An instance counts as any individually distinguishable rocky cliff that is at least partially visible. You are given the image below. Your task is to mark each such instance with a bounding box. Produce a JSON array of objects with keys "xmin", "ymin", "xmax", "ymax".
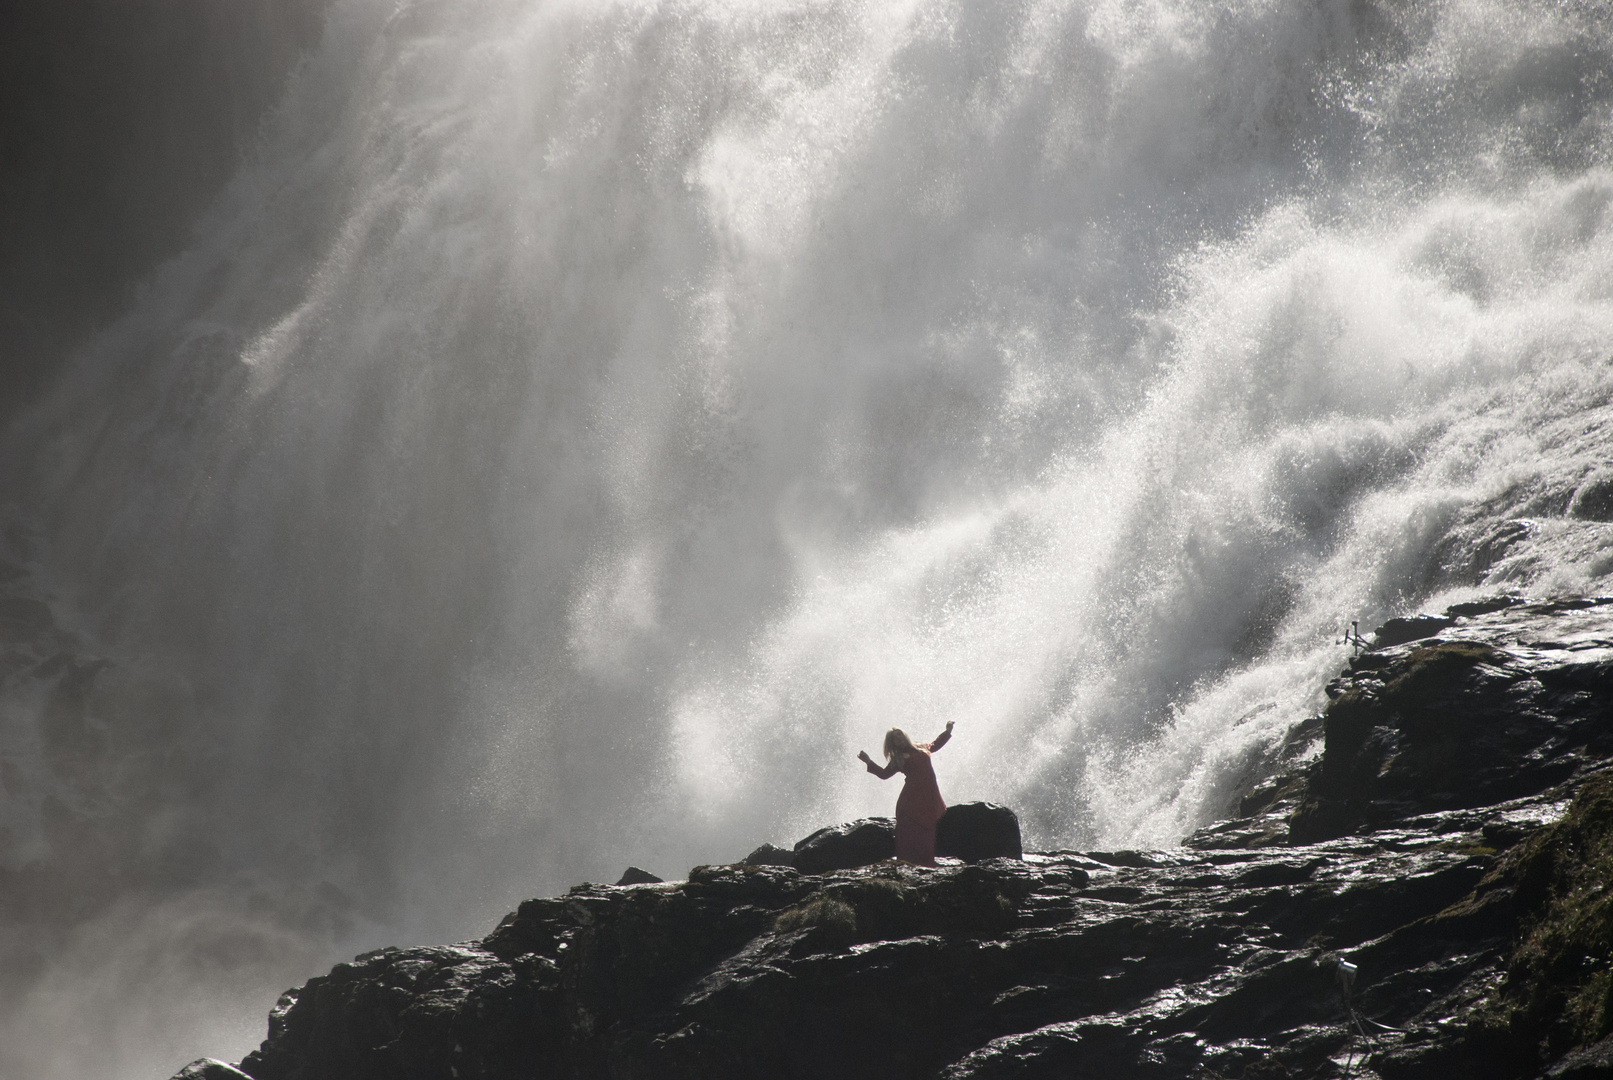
[{"xmin": 175, "ymin": 598, "xmax": 1613, "ymax": 1080}]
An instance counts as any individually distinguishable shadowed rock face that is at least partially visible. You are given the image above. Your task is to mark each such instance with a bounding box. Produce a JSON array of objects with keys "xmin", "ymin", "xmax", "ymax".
[
  {"xmin": 937, "ymin": 803, "xmax": 1023, "ymax": 864},
  {"xmin": 180, "ymin": 599, "xmax": 1613, "ymax": 1080},
  {"xmin": 1293, "ymin": 598, "xmax": 1613, "ymax": 843}
]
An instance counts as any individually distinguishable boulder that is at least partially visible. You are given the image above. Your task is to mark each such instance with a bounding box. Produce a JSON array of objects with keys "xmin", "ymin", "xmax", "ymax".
[
  {"xmin": 615, "ymin": 866, "xmax": 662, "ymax": 885},
  {"xmin": 1369, "ymin": 613, "xmax": 1453, "ymax": 648},
  {"xmin": 936, "ymin": 801, "xmax": 1023, "ymax": 862},
  {"xmin": 791, "ymin": 817, "xmax": 894, "ymax": 874},
  {"xmin": 739, "ymin": 842, "xmax": 795, "ymax": 867},
  {"xmin": 1568, "ymin": 470, "xmax": 1613, "ymax": 521},
  {"xmin": 173, "ymin": 1061, "xmax": 254, "ymax": 1080}
]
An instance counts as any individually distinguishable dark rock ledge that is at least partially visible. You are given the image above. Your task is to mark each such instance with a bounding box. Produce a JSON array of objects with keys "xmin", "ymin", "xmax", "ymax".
[{"xmin": 175, "ymin": 599, "xmax": 1613, "ymax": 1080}]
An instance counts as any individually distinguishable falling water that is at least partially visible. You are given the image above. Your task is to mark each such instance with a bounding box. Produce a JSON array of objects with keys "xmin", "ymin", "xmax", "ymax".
[{"xmin": 3, "ymin": 0, "xmax": 1613, "ymax": 1075}]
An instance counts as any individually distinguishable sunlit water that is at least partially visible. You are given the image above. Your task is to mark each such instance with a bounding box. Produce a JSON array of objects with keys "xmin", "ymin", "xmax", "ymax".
[{"xmin": 4, "ymin": 0, "xmax": 1613, "ymax": 1075}]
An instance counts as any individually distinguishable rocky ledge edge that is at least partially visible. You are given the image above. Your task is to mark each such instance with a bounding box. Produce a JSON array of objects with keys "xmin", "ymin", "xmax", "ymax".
[{"xmin": 175, "ymin": 597, "xmax": 1613, "ymax": 1080}]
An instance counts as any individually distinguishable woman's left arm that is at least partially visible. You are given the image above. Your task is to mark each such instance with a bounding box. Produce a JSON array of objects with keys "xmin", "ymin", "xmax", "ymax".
[{"xmin": 928, "ymin": 720, "xmax": 955, "ymax": 752}]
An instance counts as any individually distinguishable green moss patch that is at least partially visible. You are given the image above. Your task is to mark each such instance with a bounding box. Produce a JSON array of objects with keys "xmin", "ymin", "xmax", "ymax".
[
  {"xmin": 774, "ymin": 897, "xmax": 857, "ymax": 938},
  {"xmin": 1496, "ymin": 773, "xmax": 1613, "ymax": 1056}
]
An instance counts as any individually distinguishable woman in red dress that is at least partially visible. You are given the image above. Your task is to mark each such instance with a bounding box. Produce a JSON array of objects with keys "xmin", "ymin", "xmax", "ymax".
[{"xmin": 857, "ymin": 721, "xmax": 954, "ymax": 865}]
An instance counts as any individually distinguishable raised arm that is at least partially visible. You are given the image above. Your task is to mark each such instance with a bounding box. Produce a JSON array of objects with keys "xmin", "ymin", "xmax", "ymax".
[
  {"xmin": 927, "ymin": 720, "xmax": 955, "ymax": 753},
  {"xmin": 857, "ymin": 750, "xmax": 900, "ymax": 779}
]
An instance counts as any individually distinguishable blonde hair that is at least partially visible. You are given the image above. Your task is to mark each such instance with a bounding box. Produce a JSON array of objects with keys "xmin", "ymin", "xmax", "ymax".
[{"xmin": 883, "ymin": 727, "xmax": 919, "ymax": 762}]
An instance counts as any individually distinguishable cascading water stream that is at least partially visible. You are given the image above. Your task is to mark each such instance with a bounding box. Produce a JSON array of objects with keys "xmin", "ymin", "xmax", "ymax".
[{"xmin": 2, "ymin": 1, "xmax": 1612, "ymax": 1076}]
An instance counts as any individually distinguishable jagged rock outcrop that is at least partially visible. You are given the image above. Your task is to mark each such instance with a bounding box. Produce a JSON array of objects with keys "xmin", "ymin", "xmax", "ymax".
[
  {"xmin": 178, "ymin": 598, "xmax": 1613, "ymax": 1080},
  {"xmin": 1291, "ymin": 597, "xmax": 1613, "ymax": 843}
]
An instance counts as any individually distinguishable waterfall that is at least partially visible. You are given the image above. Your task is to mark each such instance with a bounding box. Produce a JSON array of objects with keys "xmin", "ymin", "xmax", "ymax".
[{"xmin": 4, "ymin": 0, "xmax": 1612, "ymax": 1075}]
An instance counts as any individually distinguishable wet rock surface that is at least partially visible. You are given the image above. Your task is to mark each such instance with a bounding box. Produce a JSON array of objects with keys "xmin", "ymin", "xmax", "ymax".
[{"xmin": 195, "ymin": 599, "xmax": 1613, "ymax": 1080}]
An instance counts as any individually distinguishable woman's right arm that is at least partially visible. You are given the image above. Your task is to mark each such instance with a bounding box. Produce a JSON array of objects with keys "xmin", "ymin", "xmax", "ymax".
[{"xmin": 858, "ymin": 750, "xmax": 899, "ymax": 779}]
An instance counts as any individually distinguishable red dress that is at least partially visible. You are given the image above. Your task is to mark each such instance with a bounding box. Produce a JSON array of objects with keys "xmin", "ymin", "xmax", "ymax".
[{"xmin": 894, "ymin": 745, "xmax": 946, "ymax": 865}]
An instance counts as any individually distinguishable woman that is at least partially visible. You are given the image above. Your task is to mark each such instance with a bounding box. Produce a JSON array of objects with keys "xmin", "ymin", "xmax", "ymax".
[{"xmin": 857, "ymin": 721, "xmax": 954, "ymax": 866}]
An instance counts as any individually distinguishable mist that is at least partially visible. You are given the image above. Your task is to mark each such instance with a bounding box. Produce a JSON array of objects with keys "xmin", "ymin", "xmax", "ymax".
[{"xmin": 3, "ymin": 1, "xmax": 1613, "ymax": 1076}]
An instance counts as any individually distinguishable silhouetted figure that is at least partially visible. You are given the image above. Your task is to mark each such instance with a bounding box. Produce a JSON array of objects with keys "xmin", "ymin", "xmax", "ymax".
[{"xmin": 858, "ymin": 722, "xmax": 953, "ymax": 865}]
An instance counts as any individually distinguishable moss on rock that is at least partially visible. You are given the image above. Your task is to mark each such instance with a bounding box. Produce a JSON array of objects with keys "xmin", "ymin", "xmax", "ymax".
[{"xmin": 1497, "ymin": 772, "xmax": 1613, "ymax": 1058}]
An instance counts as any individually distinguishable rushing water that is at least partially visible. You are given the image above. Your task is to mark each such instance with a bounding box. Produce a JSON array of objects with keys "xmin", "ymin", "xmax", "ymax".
[{"xmin": 4, "ymin": 0, "xmax": 1613, "ymax": 1075}]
